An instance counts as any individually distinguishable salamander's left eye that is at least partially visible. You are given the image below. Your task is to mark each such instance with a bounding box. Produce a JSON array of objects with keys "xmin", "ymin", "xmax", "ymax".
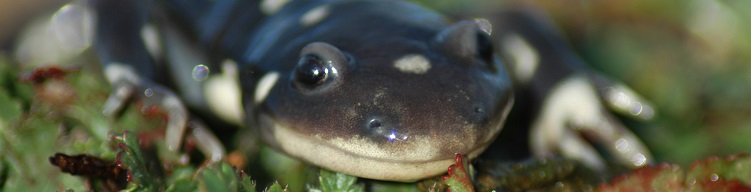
[
  {"xmin": 476, "ymin": 30, "xmax": 494, "ymax": 63},
  {"xmin": 435, "ymin": 20, "xmax": 497, "ymax": 71},
  {"xmin": 292, "ymin": 42, "xmax": 349, "ymax": 92}
]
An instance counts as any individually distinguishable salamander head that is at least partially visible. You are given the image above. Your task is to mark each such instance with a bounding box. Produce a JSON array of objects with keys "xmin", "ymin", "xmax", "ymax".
[{"xmin": 243, "ymin": 3, "xmax": 512, "ymax": 182}]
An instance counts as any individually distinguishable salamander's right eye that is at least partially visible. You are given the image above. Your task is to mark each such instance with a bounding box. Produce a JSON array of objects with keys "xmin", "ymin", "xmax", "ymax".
[
  {"xmin": 292, "ymin": 42, "xmax": 348, "ymax": 92},
  {"xmin": 295, "ymin": 54, "xmax": 330, "ymax": 87}
]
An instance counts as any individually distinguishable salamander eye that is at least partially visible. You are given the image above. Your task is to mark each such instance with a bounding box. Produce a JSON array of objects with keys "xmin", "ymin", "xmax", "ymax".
[
  {"xmin": 292, "ymin": 42, "xmax": 349, "ymax": 92},
  {"xmin": 476, "ymin": 31, "xmax": 494, "ymax": 63},
  {"xmin": 434, "ymin": 20, "xmax": 497, "ymax": 71},
  {"xmin": 295, "ymin": 54, "xmax": 329, "ymax": 87}
]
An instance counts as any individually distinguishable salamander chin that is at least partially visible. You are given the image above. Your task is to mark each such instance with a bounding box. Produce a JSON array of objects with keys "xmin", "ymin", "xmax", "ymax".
[{"xmin": 259, "ymin": 114, "xmax": 491, "ymax": 182}]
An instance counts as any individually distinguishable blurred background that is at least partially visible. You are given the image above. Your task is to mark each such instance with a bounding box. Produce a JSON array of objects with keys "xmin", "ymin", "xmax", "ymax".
[
  {"xmin": 524, "ymin": 0, "xmax": 751, "ymax": 166},
  {"xmin": 0, "ymin": 0, "xmax": 68, "ymax": 46},
  {"xmin": 416, "ymin": 0, "xmax": 751, "ymax": 166},
  {"xmin": 0, "ymin": 0, "xmax": 749, "ymax": 190}
]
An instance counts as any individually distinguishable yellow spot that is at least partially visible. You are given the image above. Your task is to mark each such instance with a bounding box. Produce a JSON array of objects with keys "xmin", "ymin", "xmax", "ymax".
[
  {"xmin": 393, "ymin": 54, "xmax": 431, "ymax": 74},
  {"xmin": 205, "ymin": 60, "xmax": 244, "ymax": 125},
  {"xmin": 502, "ymin": 34, "xmax": 539, "ymax": 84},
  {"xmin": 260, "ymin": 0, "xmax": 291, "ymax": 15},
  {"xmin": 300, "ymin": 5, "xmax": 330, "ymax": 26},
  {"xmin": 254, "ymin": 72, "xmax": 280, "ymax": 103}
]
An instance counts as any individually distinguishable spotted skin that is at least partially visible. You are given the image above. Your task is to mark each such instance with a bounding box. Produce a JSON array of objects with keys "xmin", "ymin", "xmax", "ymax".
[
  {"xmin": 91, "ymin": 0, "xmax": 653, "ymax": 182},
  {"xmin": 239, "ymin": 1, "xmax": 512, "ymax": 181}
]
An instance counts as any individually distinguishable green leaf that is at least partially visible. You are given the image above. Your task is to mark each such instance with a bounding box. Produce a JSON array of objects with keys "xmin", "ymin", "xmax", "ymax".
[
  {"xmin": 113, "ymin": 131, "xmax": 161, "ymax": 191},
  {"xmin": 200, "ymin": 164, "xmax": 235, "ymax": 192},
  {"xmin": 238, "ymin": 170, "xmax": 257, "ymax": 192},
  {"xmin": 0, "ymin": 90, "xmax": 22, "ymax": 125},
  {"xmin": 369, "ymin": 181, "xmax": 421, "ymax": 192},
  {"xmin": 197, "ymin": 162, "xmax": 257, "ymax": 192},
  {"xmin": 166, "ymin": 178, "xmax": 197, "ymax": 192},
  {"xmin": 265, "ymin": 181, "xmax": 287, "ymax": 192},
  {"xmin": 165, "ymin": 165, "xmax": 197, "ymax": 190},
  {"xmin": 316, "ymin": 169, "xmax": 364, "ymax": 192},
  {"xmin": 258, "ymin": 146, "xmax": 306, "ymax": 191}
]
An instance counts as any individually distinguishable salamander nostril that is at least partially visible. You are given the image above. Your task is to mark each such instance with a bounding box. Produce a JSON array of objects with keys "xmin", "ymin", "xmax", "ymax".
[
  {"xmin": 474, "ymin": 106, "xmax": 485, "ymax": 114},
  {"xmin": 470, "ymin": 104, "xmax": 490, "ymax": 123}
]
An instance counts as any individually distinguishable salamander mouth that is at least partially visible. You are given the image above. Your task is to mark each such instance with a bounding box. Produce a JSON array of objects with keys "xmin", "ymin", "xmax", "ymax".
[{"xmin": 257, "ymin": 114, "xmax": 491, "ymax": 182}]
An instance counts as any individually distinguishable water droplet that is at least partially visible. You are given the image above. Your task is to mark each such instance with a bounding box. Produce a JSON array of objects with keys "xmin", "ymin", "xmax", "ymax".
[
  {"xmin": 141, "ymin": 106, "xmax": 150, "ymax": 114},
  {"xmin": 630, "ymin": 102, "xmax": 644, "ymax": 116},
  {"xmin": 615, "ymin": 138, "xmax": 629, "ymax": 152},
  {"xmin": 192, "ymin": 64, "xmax": 210, "ymax": 81},
  {"xmin": 631, "ymin": 153, "xmax": 647, "ymax": 167},
  {"xmin": 710, "ymin": 173, "xmax": 719, "ymax": 181},
  {"xmin": 144, "ymin": 88, "xmax": 153, "ymax": 97}
]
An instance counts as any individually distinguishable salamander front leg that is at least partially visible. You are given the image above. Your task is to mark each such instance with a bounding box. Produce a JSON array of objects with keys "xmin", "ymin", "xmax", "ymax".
[
  {"xmin": 102, "ymin": 65, "xmax": 225, "ymax": 161},
  {"xmin": 491, "ymin": 7, "xmax": 655, "ymax": 170},
  {"xmin": 93, "ymin": 0, "xmax": 224, "ymax": 161},
  {"xmin": 530, "ymin": 75, "xmax": 654, "ymax": 170},
  {"xmin": 101, "ymin": 70, "xmax": 188, "ymax": 152}
]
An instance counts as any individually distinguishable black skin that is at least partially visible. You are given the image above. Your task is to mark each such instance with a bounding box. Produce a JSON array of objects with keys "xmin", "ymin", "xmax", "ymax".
[
  {"xmin": 91, "ymin": 0, "xmax": 607, "ymax": 180},
  {"xmin": 243, "ymin": 1, "xmax": 511, "ymax": 149},
  {"xmin": 94, "ymin": 0, "xmax": 512, "ymax": 165},
  {"xmin": 482, "ymin": 8, "xmax": 586, "ymax": 161}
]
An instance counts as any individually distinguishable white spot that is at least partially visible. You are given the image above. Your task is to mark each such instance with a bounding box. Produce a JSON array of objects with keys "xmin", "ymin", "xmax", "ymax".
[
  {"xmin": 300, "ymin": 5, "xmax": 330, "ymax": 26},
  {"xmin": 220, "ymin": 59, "xmax": 238, "ymax": 75},
  {"xmin": 260, "ymin": 0, "xmax": 291, "ymax": 15},
  {"xmin": 204, "ymin": 60, "xmax": 244, "ymax": 125},
  {"xmin": 502, "ymin": 34, "xmax": 539, "ymax": 84},
  {"xmin": 393, "ymin": 54, "xmax": 431, "ymax": 74},
  {"xmin": 141, "ymin": 24, "xmax": 162, "ymax": 59},
  {"xmin": 104, "ymin": 63, "xmax": 141, "ymax": 84},
  {"xmin": 254, "ymin": 72, "xmax": 280, "ymax": 103}
]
